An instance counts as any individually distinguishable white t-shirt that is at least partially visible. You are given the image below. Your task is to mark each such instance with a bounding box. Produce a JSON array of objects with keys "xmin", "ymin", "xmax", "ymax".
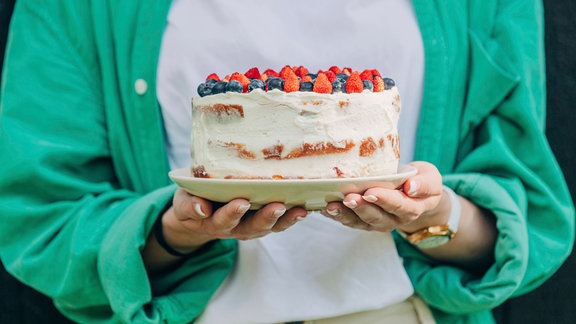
[{"xmin": 157, "ymin": 1, "xmax": 424, "ymax": 323}]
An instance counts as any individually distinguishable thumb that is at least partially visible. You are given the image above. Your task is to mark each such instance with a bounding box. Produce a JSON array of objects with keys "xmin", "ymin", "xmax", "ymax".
[{"xmin": 402, "ymin": 161, "xmax": 442, "ymax": 198}]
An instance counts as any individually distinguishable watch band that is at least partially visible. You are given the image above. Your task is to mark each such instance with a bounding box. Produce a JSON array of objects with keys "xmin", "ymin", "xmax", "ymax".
[
  {"xmin": 442, "ymin": 186, "xmax": 461, "ymax": 235},
  {"xmin": 397, "ymin": 186, "xmax": 461, "ymax": 249}
]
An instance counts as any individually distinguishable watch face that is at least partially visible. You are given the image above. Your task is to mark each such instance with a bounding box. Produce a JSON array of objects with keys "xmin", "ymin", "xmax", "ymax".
[{"xmin": 416, "ymin": 235, "xmax": 450, "ymax": 249}]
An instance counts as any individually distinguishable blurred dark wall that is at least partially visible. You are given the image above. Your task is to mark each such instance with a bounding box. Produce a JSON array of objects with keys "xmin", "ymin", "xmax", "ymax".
[{"xmin": 0, "ymin": 0, "xmax": 575, "ymax": 323}]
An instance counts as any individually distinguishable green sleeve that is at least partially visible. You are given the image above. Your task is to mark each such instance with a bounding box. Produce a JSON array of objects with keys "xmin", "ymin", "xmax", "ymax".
[
  {"xmin": 401, "ymin": 0, "xmax": 575, "ymax": 322},
  {"xmin": 0, "ymin": 1, "xmax": 236, "ymax": 323}
]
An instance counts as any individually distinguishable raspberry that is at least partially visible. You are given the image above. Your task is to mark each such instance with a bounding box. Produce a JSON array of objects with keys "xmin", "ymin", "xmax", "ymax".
[
  {"xmin": 328, "ymin": 66, "xmax": 342, "ymax": 74},
  {"xmin": 342, "ymin": 67, "xmax": 352, "ymax": 76},
  {"xmin": 345, "ymin": 71, "xmax": 363, "ymax": 93},
  {"xmin": 230, "ymin": 72, "xmax": 250, "ymax": 92},
  {"xmin": 301, "ymin": 75, "xmax": 313, "ymax": 83},
  {"xmin": 263, "ymin": 69, "xmax": 279, "ymax": 78},
  {"xmin": 284, "ymin": 76, "xmax": 300, "ymax": 92},
  {"xmin": 360, "ymin": 69, "xmax": 373, "ymax": 81},
  {"xmin": 244, "ymin": 67, "xmax": 262, "ymax": 80},
  {"xmin": 206, "ymin": 73, "xmax": 220, "ymax": 81},
  {"xmin": 371, "ymin": 69, "xmax": 381, "ymax": 77},
  {"xmin": 281, "ymin": 68, "xmax": 300, "ymax": 93},
  {"xmin": 324, "ymin": 70, "xmax": 336, "ymax": 83},
  {"xmin": 279, "ymin": 65, "xmax": 295, "ymax": 80},
  {"xmin": 313, "ymin": 73, "xmax": 332, "ymax": 94},
  {"xmin": 372, "ymin": 75, "xmax": 385, "ymax": 92},
  {"xmin": 294, "ymin": 66, "xmax": 310, "ymax": 78}
]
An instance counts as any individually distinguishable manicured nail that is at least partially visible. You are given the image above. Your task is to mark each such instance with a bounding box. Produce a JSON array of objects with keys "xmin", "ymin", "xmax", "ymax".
[
  {"xmin": 194, "ymin": 203, "xmax": 207, "ymax": 218},
  {"xmin": 273, "ymin": 208, "xmax": 286, "ymax": 218},
  {"xmin": 408, "ymin": 180, "xmax": 419, "ymax": 196},
  {"xmin": 343, "ymin": 200, "xmax": 358, "ymax": 209},
  {"xmin": 362, "ymin": 195, "xmax": 378, "ymax": 203},
  {"xmin": 236, "ymin": 204, "xmax": 251, "ymax": 214},
  {"xmin": 326, "ymin": 208, "xmax": 340, "ymax": 216}
]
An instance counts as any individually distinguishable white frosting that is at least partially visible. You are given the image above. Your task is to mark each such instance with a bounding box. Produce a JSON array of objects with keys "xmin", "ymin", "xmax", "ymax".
[{"xmin": 191, "ymin": 88, "xmax": 401, "ymax": 179}]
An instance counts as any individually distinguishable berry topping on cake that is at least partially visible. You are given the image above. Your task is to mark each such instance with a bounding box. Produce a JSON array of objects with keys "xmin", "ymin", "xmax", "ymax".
[
  {"xmin": 244, "ymin": 67, "xmax": 262, "ymax": 80},
  {"xmin": 345, "ymin": 71, "xmax": 364, "ymax": 93},
  {"xmin": 372, "ymin": 75, "xmax": 385, "ymax": 92},
  {"xmin": 196, "ymin": 66, "xmax": 395, "ymax": 96},
  {"xmin": 313, "ymin": 73, "xmax": 333, "ymax": 94}
]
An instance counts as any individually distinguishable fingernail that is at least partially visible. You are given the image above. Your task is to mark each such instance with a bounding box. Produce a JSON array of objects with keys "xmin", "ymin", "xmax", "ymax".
[
  {"xmin": 408, "ymin": 180, "xmax": 419, "ymax": 196},
  {"xmin": 343, "ymin": 200, "xmax": 358, "ymax": 209},
  {"xmin": 236, "ymin": 204, "xmax": 251, "ymax": 214},
  {"xmin": 326, "ymin": 208, "xmax": 340, "ymax": 216},
  {"xmin": 273, "ymin": 208, "xmax": 286, "ymax": 218},
  {"xmin": 194, "ymin": 203, "xmax": 207, "ymax": 218},
  {"xmin": 296, "ymin": 216, "xmax": 306, "ymax": 222},
  {"xmin": 362, "ymin": 195, "xmax": 378, "ymax": 203}
]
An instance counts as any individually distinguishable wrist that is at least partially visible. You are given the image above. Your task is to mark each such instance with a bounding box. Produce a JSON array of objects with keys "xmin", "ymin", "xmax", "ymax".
[
  {"xmin": 156, "ymin": 208, "xmax": 213, "ymax": 257},
  {"xmin": 398, "ymin": 186, "xmax": 453, "ymax": 233},
  {"xmin": 397, "ymin": 186, "xmax": 461, "ymax": 249}
]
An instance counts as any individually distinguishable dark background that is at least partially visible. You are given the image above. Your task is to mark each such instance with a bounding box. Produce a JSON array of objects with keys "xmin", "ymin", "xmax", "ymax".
[{"xmin": 1, "ymin": 0, "xmax": 575, "ymax": 322}]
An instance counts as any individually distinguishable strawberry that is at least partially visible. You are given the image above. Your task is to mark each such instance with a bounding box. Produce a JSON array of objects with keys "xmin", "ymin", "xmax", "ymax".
[
  {"xmin": 244, "ymin": 67, "xmax": 262, "ymax": 80},
  {"xmin": 313, "ymin": 73, "xmax": 332, "ymax": 94},
  {"xmin": 294, "ymin": 66, "xmax": 310, "ymax": 78},
  {"xmin": 345, "ymin": 71, "xmax": 363, "ymax": 93},
  {"xmin": 301, "ymin": 75, "xmax": 313, "ymax": 83},
  {"xmin": 328, "ymin": 66, "xmax": 342, "ymax": 74},
  {"xmin": 263, "ymin": 69, "xmax": 279, "ymax": 78},
  {"xmin": 342, "ymin": 67, "xmax": 353, "ymax": 76},
  {"xmin": 371, "ymin": 69, "xmax": 381, "ymax": 77},
  {"xmin": 279, "ymin": 65, "xmax": 295, "ymax": 80},
  {"xmin": 360, "ymin": 69, "xmax": 373, "ymax": 81},
  {"xmin": 206, "ymin": 73, "xmax": 220, "ymax": 81},
  {"xmin": 284, "ymin": 76, "xmax": 300, "ymax": 93},
  {"xmin": 372, "ymin": 75, "xmax": 385, "ymax": 92},
  {"xmin": 324, "ymin": 70, "xmax": 336, "ymax": 83},
  {"xmin": 230, "ymin": 72, "xmax": 250, "ymax": 92}
]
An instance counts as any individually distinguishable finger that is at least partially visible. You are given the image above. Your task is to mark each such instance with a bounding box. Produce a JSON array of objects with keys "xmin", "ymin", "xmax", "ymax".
[
  {"xmin": 209, "ymin": 199, "xmax": 252, "ymax": 233},
  {"xmin": 234, "ymin": 202, "xmax": 288, "ymax": 236},
  {"xmin": 271, "ymin": 207, "xmax": 308, "ymax": 232},
  {"xmin": 173, "ymin": 189, "xmax": 212, "ymax": 221},
  {"xmin": 343, "ymin": 193, "xmax": 398, "ymax": 231},
  {"xmin": 323, "ymin": 199, "xmax": 377, "ymax": 231},
  {"xmin": 362, "ymin": 187, "xmax": 426, "ymax": 225},
  {"xmin": 402, "ymin": 161, "xmax": 442, "ymax": 198}
]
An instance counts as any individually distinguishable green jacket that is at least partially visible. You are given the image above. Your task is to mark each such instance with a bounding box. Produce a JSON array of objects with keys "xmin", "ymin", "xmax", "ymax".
[{"xmin": 0, "ymin": 0, "xmax": 573, "ymax": 323}]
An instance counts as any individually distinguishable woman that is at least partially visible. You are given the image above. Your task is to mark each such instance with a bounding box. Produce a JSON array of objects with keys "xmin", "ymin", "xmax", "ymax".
[{"xmin": 0, "ymin": 0, "xmax": 573, "ymax": 323}]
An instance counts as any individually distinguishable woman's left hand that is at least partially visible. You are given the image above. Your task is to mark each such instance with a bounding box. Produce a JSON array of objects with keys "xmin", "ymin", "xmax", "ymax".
[{"xmin": 321, "ymin": 161, "xmax": 444, "ymax": 232}]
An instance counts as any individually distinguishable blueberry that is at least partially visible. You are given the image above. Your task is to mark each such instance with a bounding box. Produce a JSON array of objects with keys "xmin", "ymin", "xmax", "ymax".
[
  {"xmin": 332, "ymin": 80, "xmax": 345, "ymax": 93},
  {"xmin": 336, "ymin": 73, "xmax": 349, "ymax": 81},
  {"xmin": 197, "ymin": 82, "xmax": 213, "ymax": 97},
  {"xmin": 305, "ymin": 73, "xmax": 318, "ymax": 82},
  {"xmin": 211, "ymin": 81, "xmax": 227, "ymax": 94},
  {"xmin": 225, "ymin": 80, "xmax": 243, "ymax": 93},
  {"xmin": 267, "ymin": 78, "xmax": 284, "ymax": 91},
  {"xmin": 362, "ymin": 80, "xmax": 374, "ymax": 91},
  {"xmin": 248, "ymin": 79, "xmax": 266, "ymax": 92},
  {"xmin": 300, "ymin": 81, "xmax": 314, "ymax": 92},
  {"xmin": 383, "ymin": 78, "xmax": 395, "ymax": 90}
]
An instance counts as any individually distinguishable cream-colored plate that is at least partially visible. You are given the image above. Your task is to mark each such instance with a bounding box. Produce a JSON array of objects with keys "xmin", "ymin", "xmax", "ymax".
[{"xmin": 169, "ymin": 164, "xmax": 417, "ymax": 210}]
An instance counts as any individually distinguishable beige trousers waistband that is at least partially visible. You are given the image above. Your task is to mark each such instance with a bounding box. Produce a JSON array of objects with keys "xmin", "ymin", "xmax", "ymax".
[{"xmin": 284, "ymin": 295, "xmax": 436, "ymax": 324}]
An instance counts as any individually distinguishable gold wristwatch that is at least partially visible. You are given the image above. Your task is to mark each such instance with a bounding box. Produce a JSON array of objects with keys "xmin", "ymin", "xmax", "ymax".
[{"xmin": 397, "ymin": 186, "xmax": 461, "ymax": 249}]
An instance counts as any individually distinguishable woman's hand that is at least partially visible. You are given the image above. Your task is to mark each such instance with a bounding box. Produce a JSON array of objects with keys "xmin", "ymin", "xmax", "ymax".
[
  {"xmin": 321, "ymin": 161, "xmax": 444, "ymax": 232},
  {"xmin": 321, "ymin": 161, "xmax": 497, "ymax": 269},
  {"xmin": 143, "ymin": 189, "xmax": 308, "ymax": 272}
]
